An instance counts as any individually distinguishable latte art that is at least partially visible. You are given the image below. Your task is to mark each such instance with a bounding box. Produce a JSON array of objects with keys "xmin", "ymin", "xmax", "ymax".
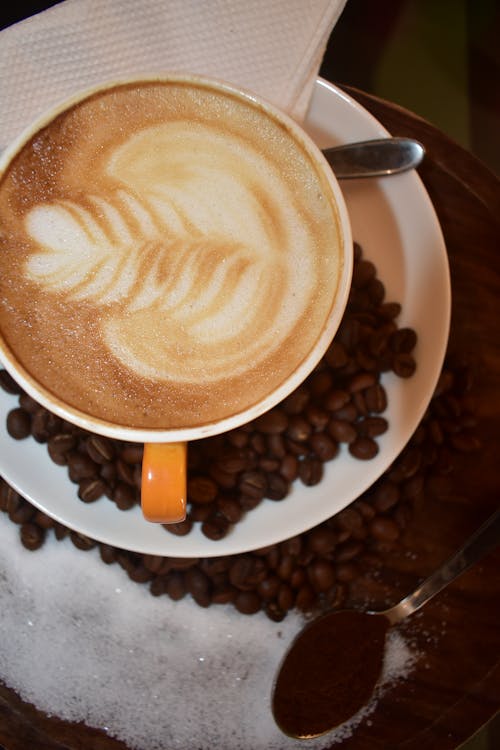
[
  {"xmin": 0, "ymin": 79, "xmax": 346, "ymax": 431},
  {"xmin": 24, "ymin": 122, "xmax": 314, "ymax": 382}
]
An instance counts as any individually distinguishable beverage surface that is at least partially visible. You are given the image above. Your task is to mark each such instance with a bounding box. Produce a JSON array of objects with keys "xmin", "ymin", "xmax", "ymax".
[{"xmin": 0, "ymin": 80, "xmax": 344, "ymax": 430}]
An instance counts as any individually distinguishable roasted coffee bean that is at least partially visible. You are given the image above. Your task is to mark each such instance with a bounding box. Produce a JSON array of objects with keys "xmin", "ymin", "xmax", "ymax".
[
  {"xmin": 372, "ymin": 481, "xmax": 400, "ymax": 512},
  {"xmin": 276, "ymin": 554, "xmax": 294, "ymax": 581},
  {"xmin": 324, "ymin": 341, "xmax": 349, "ymax": 369},
  {"xmin": 335, "ymin": 540, "xmax": 364, "ymax": 563},
  {"xmin": 266, "ymin": 473, "xmax": 289, "ymax": 500},
  {"xmin": 401, "ymin": 474, "xmax": 425, "ymax": 500},
  {"xmin": 34, "ymin": 510, "xmax": 55, "ymax": 529},
  {"xmin": 253, "ymin": 408, "xmax": 288, "ymax": 434},
  {"xmin": 127, "ymin": 564, "xmax": 154, "ymax": 584},
  {"xmin": 257, "ymin": 575, "xmax": 281, "ymax": 601},
  {"xmin": 216, "ymin": 496, "xmax": 243, "ymax": 524},
  {"xmin": 120, "ymin": 444, "xmax": 144, "ymax": 464},
  {"xmin": 6, "ymin": 408, "xmax": 31, "ymax": 439},
  {"xmin": 349, "ymin": 437, "xmax": 379, "ymax": 460},
  {"xmin": 238, "ymin": 470, "xmax": 267, "ymax": 499},
  {"xmin": 0, "ymin": 369, "xmax": 22, "ymax": 394},
  {"xmin": 100, "ymin": 544, "xmax": 118, "ymax": 565},
  {"xmin": 188, "ymin": 503, "xmax": 213, "ymax": 523},
  {"xmin": 165, "ymin": 518, "xmax": 194, "ymax": 536},
  {"xmin": 335, "ymin": 561, "xmax": 358, "ymax": 583},
  {"xmin": 78, "ymin": 477, "xmax": 107, "ymax": 503},
  {"xmin": 217, "ymin": 450, "xmax": 249, "ymax": 474},
  {"xmin": 282, "ymin": 387, "xmax": 310, "ymax": 415},
  {"xmin": 336, "ymin": 317, "xmax": 361, "ymax": 350},
  {"xmin": 450, "ymin": 431, "xmax": 481, "ymax": 453},
  {"xmin": 389, "ymin": 327, "xmax": 418, "ymax": 353},
  {"xmin": 54, "ymin": 523, "xmax": 69, "ymax": 540},
  {"xmin": 201, "ymin": 513, "xmax": 230, "ymax": 540},
  {"xmin": 308, "ymin": 370, "xmax": 334, "ymax": 397},
  {"xmin": 113, "ymin": 481, "xmax": 137, "ymax": 510},
  {"xmin": 356, "ymin": 416, "xmax": 388, "ymax": 438},
  {"xmin": 352, "ymin": 390, "xmax": 368, "ymax": 416},
  {"xmin": 116, "ymin": 458, "xmax": 136, "ymax": 486},
  {"xmin": 295, "ymin": 584, "xmax": 317, "ymax": 612},
  {"xmin": 70, "ymin": 531, "xmax": 96, "ymax": 551},
  {"xmin": 306, "ymin": 527, "xmax": 336, "ymax": 556},
  {"xmin": 277, "ymin": 583, "xmax": 295, "ymax": 611},
  {"xmin": 290, "ymin": 567, "xmax": 307, "ymax": 589},
  {"xmin": 259, "ymin": 457, "xmax": 280, "ymax": 473},
  {"xmin": 370, "ymin": 516, "xmax": 401, "ymax": 543},
  {"xmin": 336, "ymin": 507, "xmax": 364, "ymax": 534},
  {"xmin": 30, "ymin": 410, "xmax": 53, "ymax": 443},
  {"xmin": 347, "ymin": 371, "xmax": 377, "ymax": 393},
  {"xmin": 309, "ymin": 432, "xmax": 339, "ymax": 461},
  {"xmin": 286, "ymin": 415, "xmax": 312, "ymax": 442},
  {"xmin": 279, "ymin": 454, "xmax": 299, "ymax": 482},
  {"xmin": 229, "ymin": 556, "xmax": 256, "ymax": 590},
  {"xmin": 20, "ymin": 522, "xmax": 45, "ymax": 550},
  {"xmin": 285, "ymin": 437, "xmax": 309, "ymax": 457},
  {"xmin": 367, "ymin": 277, "xmax": 385, "ymax": 305},
  {"xmin": 48, "ymin": 432, "xmax": 77, "ymax": 460},
  {"xmin": 67, "ymin": 452, "xmax": 99, "ymax": 482},
  {"xmin": 188, "ymin": 476, "xmax": 218, "ymax": 504},
  {"xmin": 212, "ymin": 583, "xmax": 237, "ymax": 604},
  {"xmin": 305, "ymin": 404, "xmax": 330, "ymax": 431},
  {"xmin": 328, "ymin": 419, "xmax": 357, "ymax": 444},
  {"xmin": 266, "ymin": 433, "xmax": 287, "ymax": 459},
  {"xmin": 234, "ymin": 591, "xmax": 261, "ymax": 615},
  {"xmin": 18, "ymin": 393, "xmax": 41, "ymax": 414},
  {"xmin": 165, "ymin": 573, "xmax": 187, "ymax": 601},
  {"xmin": 364, "ymin": 383, "xmax": 388, "ymax": 413},
  {"xmin": 8, "ymin": 493, "xmax": 36, "ymax": 524},
  {"xmin": 185, "ymin": 568, "xmax": 211, "ymax": 607},
  {"xmin": 378, "ymin": 301, "xmax": 402, "ymax": 320},
  {"xmin": 100, "ymin": 462, "xmax": 117, "ymax": 488},
  {"xmin": 86, "ymin": 435, "xmax": 115, "ymax": 464},
  {"xmin": 298, "ymin": 456, "xmax": 323, "ymax": 486},
  {"xmin": 324, "ymin": 388, "xmax": 350, "ymax": 412},
  {"xmin": 308, "ymin": 559, "xmax": 336, "ymax": 592},
  {"xmin": 352, "ymin": 259, "xmax": 376, "ymax": 288},
  {"xmin": 392, "ymin": 352, "xmax": 417, "ymax": 378},
  {"xmin": 331, "ymin": 402, "xmax": 358, "ymax": 423}
]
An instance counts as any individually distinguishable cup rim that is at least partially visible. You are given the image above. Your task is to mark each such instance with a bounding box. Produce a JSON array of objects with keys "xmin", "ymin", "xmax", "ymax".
[{"xmin": 0, "ymin": 73, "xmax": 353, "ymax": 443}]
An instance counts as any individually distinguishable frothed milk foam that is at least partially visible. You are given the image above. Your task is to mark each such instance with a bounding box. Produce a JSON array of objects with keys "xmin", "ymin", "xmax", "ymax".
[{"xmin": 0, "ymin": 79, "xmax": 345, "ymax": 431}]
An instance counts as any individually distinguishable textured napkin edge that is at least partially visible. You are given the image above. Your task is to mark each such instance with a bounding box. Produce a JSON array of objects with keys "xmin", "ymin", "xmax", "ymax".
[{"xmin": 286, "ymin": 0, "xmax": 347, "ymax": 121}]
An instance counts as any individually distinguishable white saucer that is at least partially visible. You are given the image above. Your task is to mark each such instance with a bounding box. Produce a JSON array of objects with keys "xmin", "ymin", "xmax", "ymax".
[{"xmin": 0, "ymin": 79, "xmax": 450, "ymax": 557}]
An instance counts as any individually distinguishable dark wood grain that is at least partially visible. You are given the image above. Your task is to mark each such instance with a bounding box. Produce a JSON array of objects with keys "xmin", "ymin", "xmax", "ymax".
[{"xmin": 0, "ymin": 88, "xmax": 499, "ymax": 750}]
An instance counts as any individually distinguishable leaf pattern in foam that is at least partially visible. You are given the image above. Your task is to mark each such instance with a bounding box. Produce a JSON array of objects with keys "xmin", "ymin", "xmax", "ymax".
[
  {"xmin": 24, "ymin": 187, "xmax": 266, "ymax": 326},
  {"xmin": 25, "ymin": 189, "xmax": 166, "ymax": 305}
]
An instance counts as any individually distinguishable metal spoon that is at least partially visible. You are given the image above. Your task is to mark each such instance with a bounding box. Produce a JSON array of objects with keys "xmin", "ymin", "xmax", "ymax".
[
  {"xmin": 322, "ymin": 137, "xmax": 425, "ymax": 178},
  {"xmin": 272, "ymin": 506, "xmax": 500, "ymax": 739}
]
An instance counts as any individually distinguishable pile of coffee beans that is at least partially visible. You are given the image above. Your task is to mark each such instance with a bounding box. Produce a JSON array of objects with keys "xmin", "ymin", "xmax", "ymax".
[
  {"xmin": 0, "ymin": 354, "xmax": 479, "ymax": 621},
  {"xmin": 0, "ymin": 243, "xmax": 480, "ymax": 620},
  {"xmin": 2, "ymin": 243, "xmax": 419, "ymax": 541}
]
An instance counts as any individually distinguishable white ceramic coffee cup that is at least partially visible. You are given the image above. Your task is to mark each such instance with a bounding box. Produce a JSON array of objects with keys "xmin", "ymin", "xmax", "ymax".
[{"xmin": 0, "ymin": 74, "xmax": 352, "ymax": 524}]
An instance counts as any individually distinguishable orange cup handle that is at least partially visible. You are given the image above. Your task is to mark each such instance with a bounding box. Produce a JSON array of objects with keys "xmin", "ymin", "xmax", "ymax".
[{"xmin": 141, "ymin": 442, "xmax": 187, "ymax": 523}]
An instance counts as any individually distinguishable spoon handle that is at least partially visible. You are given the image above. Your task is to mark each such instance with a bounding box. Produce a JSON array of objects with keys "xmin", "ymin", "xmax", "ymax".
[
  {"xmin": 384, "ymin": 506, "xmax": 500, "ymax": 625},
  {"xmin": 322, "ymin": 137, "xmax": 425, "ymax": 179}
]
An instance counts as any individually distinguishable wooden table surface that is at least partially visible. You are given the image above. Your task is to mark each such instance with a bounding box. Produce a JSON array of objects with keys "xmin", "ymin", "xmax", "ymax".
[{"xmin": 0, "ymin": 87, "xmax": 499, "ymax": 750}]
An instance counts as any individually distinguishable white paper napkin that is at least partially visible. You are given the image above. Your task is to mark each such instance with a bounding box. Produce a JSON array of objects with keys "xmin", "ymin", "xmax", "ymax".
[{"xmin": 0, "ymin": 0, "xmax": 347, "ymax": 151}]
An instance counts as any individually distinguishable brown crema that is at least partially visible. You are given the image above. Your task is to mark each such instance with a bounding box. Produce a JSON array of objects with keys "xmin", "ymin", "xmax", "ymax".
[{"xmin": 0, "ymin": 78, "xmax": 344, "ymax": 430}]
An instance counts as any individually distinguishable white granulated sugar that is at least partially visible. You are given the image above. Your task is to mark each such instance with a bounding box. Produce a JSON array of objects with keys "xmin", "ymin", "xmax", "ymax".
[{"xmin": 0, "ymin": 515, "xmax": 418, "ymax": 749}]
